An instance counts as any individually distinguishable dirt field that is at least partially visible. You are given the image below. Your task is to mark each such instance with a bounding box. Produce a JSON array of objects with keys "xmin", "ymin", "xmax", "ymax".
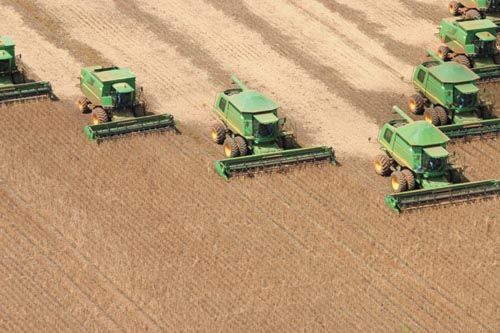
[{"xmin": 0, "ymin": 1, "xmax": 499, "ymax": 332}]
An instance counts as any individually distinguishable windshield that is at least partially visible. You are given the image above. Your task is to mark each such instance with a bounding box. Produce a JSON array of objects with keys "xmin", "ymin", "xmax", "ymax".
[
  {"xmin": 254, "ymin": 121, "xmax": 276, "ymax": 138},
  {"xmin": 115, "ymin": 92, "xmax": 132, "ymax": 108},
  {"xmin": 475, "ymin": 40, "xmax": 496, "ymax": 55},
  {"xmin": 455, "ymin": 91, "xmax": 476, "ymax": 108},
  {"xmin": 0, "ymin": 59, "xmax": 10, "ymax": 73},
  {"xmin": 423, "ymin": 154, "xmax": 446, "ymax": 172}
]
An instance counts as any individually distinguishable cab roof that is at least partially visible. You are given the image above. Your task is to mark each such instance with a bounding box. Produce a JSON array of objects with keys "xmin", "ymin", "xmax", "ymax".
[
  {"xmin": 84, "ymin": 66, "xmax": 136, "ymax": 83},
  {"xmin": 227, "ymin": 90, "xmax": 279, "ymax": 113},
  {"xmin": 0, "ymin": 36, "xmax": 15, "ymax": 48},
  {"xmin": 456, "ymin": 19, "xmax": 498, "ymax": 32},
  {"xmin": 396, "ymin": 121, "xmax": 449, "ymax": 146},
  {"xmin": 428, "ymin": 62, "xmax": 479, "ymax": 83}
]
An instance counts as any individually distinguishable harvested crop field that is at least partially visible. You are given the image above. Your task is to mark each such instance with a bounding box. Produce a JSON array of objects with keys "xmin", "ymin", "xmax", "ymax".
[{"xmin": 0, "ymin": 1, "xmax": 499, "ymax": 332}]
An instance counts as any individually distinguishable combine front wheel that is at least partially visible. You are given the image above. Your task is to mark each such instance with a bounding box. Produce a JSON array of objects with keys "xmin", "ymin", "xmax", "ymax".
[
  {"xmin": 493, "ymin": 53, "xmax": 500, "ymax": 65},
  {"xmin": 133, "ymin": 104, "xmax": 146, "ymax": 117},
  {"xmin": 234, "ymin": 136, "xmax": 248, "ymax": 156},
  {"xmin": 91, "ymin": 107, "xmax": 108, "ymax": 125},
  {"xmin": 391, "ymin": 171, "xmax": 408, "ymax": 193},
  {"xmin": 437, "ymin": 46, "xmax": 451, "ymax": 60},
  {"xmin": 435, "ymin": 106, "xmax": 448, "ymax": 125},
  {"xmin": 454, "ymin": 55, "xmax": 471, "ymax": 68},
  {"xmin": 401, "ymin": 169, "xmax": 416, "ymax": 191},
  {"xmin": 424, "ymin": 108, "xmax": 440, "ymax": 126},
  {"xmin": 465, "ymin": 9, "xmax": 481, "ymax": 19},
  {"xmin": 223, "ymin": 137, "xmax": 239, "ymax": 158}
]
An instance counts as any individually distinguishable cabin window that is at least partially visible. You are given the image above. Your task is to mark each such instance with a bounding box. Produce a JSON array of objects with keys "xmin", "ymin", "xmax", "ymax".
[
  {"xmin": 383, "ymin": 128, "xmax": 393, "ymax": 144},
  {"xmin": 417, "ymin": 70, "xmax": 426, "ymax": 84},
  {"xmin": 218, "ymin": 98, "xmax": 227, "ymax": 112},
  {"xmin": 0, "ymin": 60, "xmax": 9, "ymax": 72}
]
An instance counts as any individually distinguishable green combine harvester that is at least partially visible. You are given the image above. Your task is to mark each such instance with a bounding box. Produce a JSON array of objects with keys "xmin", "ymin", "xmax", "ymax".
[
  {"xmin": 374, "ymin": 106, "xmax": 499, "ymax": 212},
  {"xmin": 436, "ymin": 18, "xmax": 500, "ymax": 81},
  {"xmin": 448, "ymin": 0, "xmax": 500, "ymax": 23},
  {"xmin": 0, "ymin": 36, "xmax": 53, "ymax": 103},
  {"xmin": 408, "ymin": 51, "xmax": 499, "ymax": 139},
  {"xmin": 210, "ymin": 75, "xmax": 335, "ymax": 180},
  {"xmin": 78, "ymin": 66, "xmax": 175, "ymax": 142}
]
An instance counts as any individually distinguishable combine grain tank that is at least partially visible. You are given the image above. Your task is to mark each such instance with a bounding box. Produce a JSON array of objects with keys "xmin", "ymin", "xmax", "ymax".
[
  {"xmin": 374, "ymin": 106, "xmax": 499, "ymax": 212},
  {"xmin": 408, "ymin": 52, "xmax": 499, "ymax": 140},
  {"xmin": 0, "ymin": 36, "xmax": 53, "ymax": 103},
  {"xmin": 77, "ymin": 66, "xmax": 175, "ymax": 142},
  {"xmin": 210, "ymin": 75, "xmax": 335, "ymax": 180}
]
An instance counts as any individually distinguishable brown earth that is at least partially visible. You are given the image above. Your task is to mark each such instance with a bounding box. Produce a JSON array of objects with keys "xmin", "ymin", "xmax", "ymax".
[{"xmin": 0, "ymin": 0, "xmax": 499, "ymax": 332}]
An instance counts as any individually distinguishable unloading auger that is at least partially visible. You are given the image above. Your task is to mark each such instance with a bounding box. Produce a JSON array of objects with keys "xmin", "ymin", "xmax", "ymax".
[
  {"xmin": 210, "ymin": 75, "xmax": 335, "ymax": 180},
  {"xmin": 374, "ymin": 106, "xmax": 499, "ymax": 212}
]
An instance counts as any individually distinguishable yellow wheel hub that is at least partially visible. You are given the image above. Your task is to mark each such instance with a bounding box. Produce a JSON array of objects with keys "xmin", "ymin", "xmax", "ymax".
[
  {"xmin": 424, "ymin": 112, "xmax": 432, "ymax": 123},
  {"xmin": 391, "ymin": 175, "xmax": 400, "ymax": 191},
  {"xmin": 224, "ymin": 144, "xmax": 232, "ymax": 157},
  {"xmin": 409, "ymin": 99, "xmax": 416, "ymax": 112},
  {"xmin": 92, "ymin": 114, "xmax": 99, "ymax": 125},
  {"xmin": 211, "ymin": 129, "xmax": 218, "ymax": 141},
  {"xmin": 374, "ymin": 160, "xmax": 382, "ymax": 173}
]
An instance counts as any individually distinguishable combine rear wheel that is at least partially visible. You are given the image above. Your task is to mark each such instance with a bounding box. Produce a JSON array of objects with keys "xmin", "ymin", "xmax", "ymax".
[
  {"xmin": 401, "ymin": 169, "xmax": 416, "ymax": 191},
  {"xmin": 448, "ymin": 1, "xmax": 460, "ymax": 15},
  {"xmin": 211, "ymin": 123, "xmax": 226, "ymax": 144},
  {"xmin": 465, "ymin": 9, "xmax": 481, "ymax": 19},
  {"xmin": 454, "ymin": 55, "xmax": 471, "ymax": 68},
  {"xmin": 391, "ymin": 171, "xmax": 408, "ymax": 193},
  {"xmin": 77, "ymin": 97, "xmax": 90, "ymax": 114},
  {"xmin": 223, "ymin": 137, "xmax": 239, "ymax": 158},
  {"xmin": 91, "ymin": 107, "xmax": 108, "ymax": 125},
  {"xmin": 235, "ymin": 136, "xmax": 249, "ymax": 156},
  {"xmin": 424, "ymin": 108, "xmax": 441, "ymax": 126},
  {"xmin": 374, "ymin": 154, "xmax": 391, "ymax": 176},
  {"xmin": 435, "ymin": 106, "xmax": 448, "ymax": 125},
  {"xmin": 409, "ymin": 94, "xmax": 425, "ymax": 115}
]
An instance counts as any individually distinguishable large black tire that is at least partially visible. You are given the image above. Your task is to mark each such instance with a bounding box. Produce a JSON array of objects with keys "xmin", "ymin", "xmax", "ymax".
[
  {"xmin": 479, "ymin": 105, "xmax": 493, "ymax": 119},
  {"xmin": 12, "ymin": 71, "xmax": 25, "ymax": 84},
  {"xmin": 374, "ymin": 154, "xmax": 391, "ymax": 176},
  {"xmin": 424, "ymin": 108, "xmax": 441, "ymax": 126},
  {"xmin": 401, "ymin": 169, "xmax": 416, "ymax": 191},
  {"xmin": 409, "ymin": 94, "xmax": 426, "ymax": 115},
  {"xmin": 448, "ymin": 1, "xmax": 461, "ymax": 16},
  {"xmin": 493, "ymin": 53, "xmax": 500, "ymax": 65},
  {"xmin": 454, "ymin": 55, "xmax": 472, "ymax": 68},
  {"xmin": 234, "ymin": 136, "xmax": 249, "ymax": 156},
  {"xmin": 283, "ymin": 136, "xmax": 295, "ymax": 150},
  {"xmin": 435, "ymin": 106, "xmax": 449, "ymax": 125},
  {"xmin": 91, "ymin": 107, "xmax": 109, "ymax": 125},
  {"xmin": 210, "ymin": 123, "xmax": 226, "ymax": 144},
  {"xmin": 133, "ymin": 103, "xmax": 146, "ymax": 117},
  {"xmin": 465, "ymin": 9, "xmax": 481, "ymax": 19},
  {"xmin": 223, "ymin": 137, "xmax": 239, "ymax": 158},
  {"xmin": 391, "ymin": 171, "xmax": 408, "ymax": 193},
  {"xmin": 437, "ymin": 45, "xmax": 451, "ymax": 60},
  {"xmin": 77, "ymin": 97, "xmax": 90, "ymax": 114}
]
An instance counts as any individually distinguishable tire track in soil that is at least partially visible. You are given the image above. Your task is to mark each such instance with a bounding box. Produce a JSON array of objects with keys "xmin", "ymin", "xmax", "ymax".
[
  {"xmin": 206, "ymin": 0, "xmax": 405, "ymax": 126},
  {"xmin": 314, "ymin": 0, "xmax": 422, "ymax": 64},
  {"xmin": 122, "ymin": 0, "xmax": 380, "ymax": 156},
  {"xmin": 0, "ymin": 0, "xmax": 108, "ymax": 67},
  {"xmin": 112, "ymin": 0, "xmax": 230, "ymax": 86}
]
